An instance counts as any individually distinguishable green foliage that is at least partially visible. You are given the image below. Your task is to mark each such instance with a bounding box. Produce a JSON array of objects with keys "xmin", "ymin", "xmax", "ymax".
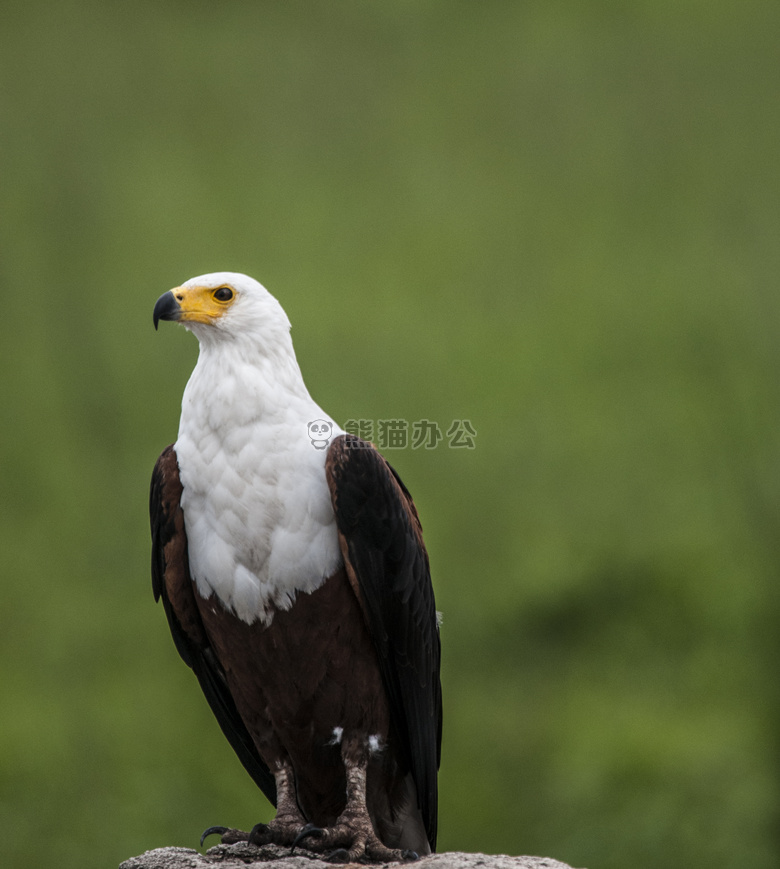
[{"xmin": 1, "ymin": 2, "xmax": 778, "ymax": 867}]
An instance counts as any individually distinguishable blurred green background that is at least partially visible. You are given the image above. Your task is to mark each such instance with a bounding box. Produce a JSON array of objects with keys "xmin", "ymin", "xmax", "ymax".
[{"xmin": 1, "ymin": 1, "xmax": 779, "ymax": 867}]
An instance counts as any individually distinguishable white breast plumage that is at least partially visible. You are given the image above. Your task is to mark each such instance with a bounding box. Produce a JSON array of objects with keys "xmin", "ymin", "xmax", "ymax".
[{"xmin": 175, "ymin": 340, "xmax": 344, "ymax": 625}]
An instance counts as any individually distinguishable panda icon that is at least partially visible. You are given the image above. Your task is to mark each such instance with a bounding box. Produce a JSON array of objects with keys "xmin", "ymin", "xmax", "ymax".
[{"xmin": 307, "ymin": 419, "xmax": 334, "ymax": 450}]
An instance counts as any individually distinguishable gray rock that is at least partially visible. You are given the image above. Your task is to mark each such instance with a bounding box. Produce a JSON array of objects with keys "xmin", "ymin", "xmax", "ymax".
[{"xmin": 119, "ymin": 843, "xmax": 583, "ymax": 869}]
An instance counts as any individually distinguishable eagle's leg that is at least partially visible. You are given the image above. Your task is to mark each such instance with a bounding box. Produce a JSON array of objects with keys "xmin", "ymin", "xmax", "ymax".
[
  {"xmin": 249, "ymin": 760, "xmax": 311, "ymax": 846},
  {"xmin": 205, "ymin": 761, "xmax": 308, "ymax": 847},
  {"xmin": 294, "ymin": 736, "xmax": 418, "ymax": 863}
]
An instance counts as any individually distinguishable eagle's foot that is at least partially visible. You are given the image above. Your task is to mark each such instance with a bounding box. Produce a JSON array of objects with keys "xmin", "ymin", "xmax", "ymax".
[
  {"xmin": 293, "ymin": 818, "xmax": 418, "ymax": 863},
  {"xmin": 200, "ymin": 815, "xmax": 311, "ymax": 849}
]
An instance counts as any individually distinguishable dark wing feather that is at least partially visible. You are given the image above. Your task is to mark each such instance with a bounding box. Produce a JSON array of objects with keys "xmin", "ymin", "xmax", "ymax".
[
  {"xmin": 326, "ymin": 434, "xmax": 442, "ymax": 851},
  {"xmin": 150, "ymin": 445, "xmax": 277, "ymax": 805}
]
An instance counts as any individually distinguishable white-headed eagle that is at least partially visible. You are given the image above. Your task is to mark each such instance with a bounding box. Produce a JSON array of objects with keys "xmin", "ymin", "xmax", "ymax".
[{"xmin": 150, "ymin": 273, "xmax": 441, "ymax": 862}]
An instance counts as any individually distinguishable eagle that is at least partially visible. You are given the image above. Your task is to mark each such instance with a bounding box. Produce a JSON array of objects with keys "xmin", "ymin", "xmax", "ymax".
[{"xmin": 149, "ymin": 272, "xmax": 442, "ymax": 862}]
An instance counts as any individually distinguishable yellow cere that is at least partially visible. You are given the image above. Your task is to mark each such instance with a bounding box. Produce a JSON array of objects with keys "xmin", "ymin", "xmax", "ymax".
[{"xmin": 170, "ymin": 284, "xmax": 237, "ymax": 325}]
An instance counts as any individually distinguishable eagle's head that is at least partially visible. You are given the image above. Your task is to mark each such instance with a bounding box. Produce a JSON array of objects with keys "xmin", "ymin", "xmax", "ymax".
[{"xmin": 153, "ymin": 272, "xmax": 292, "ymax": 348}]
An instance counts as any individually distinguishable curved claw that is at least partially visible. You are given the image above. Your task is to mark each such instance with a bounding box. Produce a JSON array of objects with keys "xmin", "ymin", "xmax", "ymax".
[
  {"xmin": 291, "ymin": 822, "xmax": 324, "ymax": 852},
  {"xmin": 401, "ymin": 850, "xmax": 420, "ymax": 862},
  {"xmin": 200, "ymin": 826, "xmax": 229, "ymax": 847}
]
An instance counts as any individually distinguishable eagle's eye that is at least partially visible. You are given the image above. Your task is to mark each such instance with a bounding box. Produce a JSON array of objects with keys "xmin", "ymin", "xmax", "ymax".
[{"xmin": 213, "ymin": 286, "xmax": 234, "ymax": 302}]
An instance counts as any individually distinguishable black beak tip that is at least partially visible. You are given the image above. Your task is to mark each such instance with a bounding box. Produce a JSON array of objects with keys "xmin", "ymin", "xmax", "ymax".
[{"xmin": 153, "ymin": 291, "xmax": 180, "ymax": 331}]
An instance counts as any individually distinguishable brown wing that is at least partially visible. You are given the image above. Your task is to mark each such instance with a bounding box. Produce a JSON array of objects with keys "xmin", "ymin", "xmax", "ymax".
[
  {"xmin": 150, "ymin": 445, "xmax": 277, "ymax": 805},
  {"xmin": 326, "ymin": 434, "xmax": 442, "ymax": 852}
]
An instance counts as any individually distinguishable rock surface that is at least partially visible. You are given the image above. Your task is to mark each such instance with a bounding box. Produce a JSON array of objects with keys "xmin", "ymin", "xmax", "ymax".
[{"xmin": 119, "ymin": 842, "xmax": 583, "ymax": 869}]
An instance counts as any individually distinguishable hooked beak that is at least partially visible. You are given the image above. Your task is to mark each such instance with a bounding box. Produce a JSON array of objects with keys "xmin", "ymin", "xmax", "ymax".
[{"xmin": 153, "ymin": 291, "xmax": 181, "ymax": 330}]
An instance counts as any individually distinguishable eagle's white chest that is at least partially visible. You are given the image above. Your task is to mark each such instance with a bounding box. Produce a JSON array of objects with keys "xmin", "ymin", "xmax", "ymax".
[{"xmin": 174, "ymin": 350, "xmax": 344, "ymax": 625}]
